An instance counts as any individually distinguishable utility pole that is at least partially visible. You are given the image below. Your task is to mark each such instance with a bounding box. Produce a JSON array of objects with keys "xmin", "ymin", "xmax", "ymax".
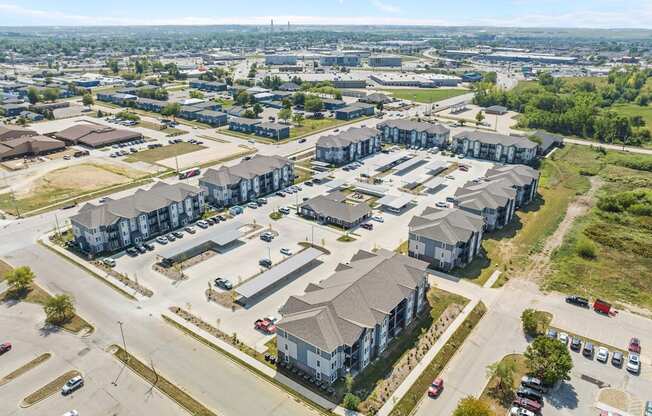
[{"xmin": 117, "ymin": 321, "xmax": 128, "ymax": 361}]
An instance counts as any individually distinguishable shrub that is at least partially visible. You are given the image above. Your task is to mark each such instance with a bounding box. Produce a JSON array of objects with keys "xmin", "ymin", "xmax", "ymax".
[
  {"xmin": 575, "ymin": 237, "xmax": 597, "ymax": 259},
  {"xmin": 343, "ymin": 393, "xmax": 361, "ymax": 410}
]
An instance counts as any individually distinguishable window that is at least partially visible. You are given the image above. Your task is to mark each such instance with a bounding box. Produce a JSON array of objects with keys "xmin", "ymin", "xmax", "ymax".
[
  {"xmin": 316, "ymin": 360, "xmax": 320, "ymax": 368},
  {"xmin": 284, "ymin": 344, "xmax": 288, "ymax": 350}
]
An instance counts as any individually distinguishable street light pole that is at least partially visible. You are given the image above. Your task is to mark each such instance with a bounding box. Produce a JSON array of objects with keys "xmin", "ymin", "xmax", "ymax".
[{"xmin": 117, "ymin": 320, "xmax": 128, "ymax": 360}]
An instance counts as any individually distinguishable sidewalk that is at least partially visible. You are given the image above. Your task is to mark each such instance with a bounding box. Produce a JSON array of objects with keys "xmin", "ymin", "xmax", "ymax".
[{"xmin": 375, "ymin": 299, "xmax": 480, "ymax": 416}]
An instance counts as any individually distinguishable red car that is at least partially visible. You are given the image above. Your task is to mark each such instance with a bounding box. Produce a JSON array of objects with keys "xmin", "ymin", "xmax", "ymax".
[
  {"xmin": 427, "ymin": 378, "xmax": 444, "ymax": 397},
  {"xmin": 0, "ymin": 342, "xmax": 11, "ymax": 354},
  {"xmin": 255, "ymin": 319, "xmax": 276, "ymax": 334},
  {"xmin": 513, "ymin": 397, "xmax": 543, "ymax": 413},
  {"xmin": 629, "ymin": 337, "xmax": 641, "ymax": 354}
]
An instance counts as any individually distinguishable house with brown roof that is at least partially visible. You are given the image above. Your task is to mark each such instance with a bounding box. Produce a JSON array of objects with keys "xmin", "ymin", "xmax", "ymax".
[
  {"xmin": 0, "ymin": 135, "xmax": 65, "ymax": 160},
  {"xmin": 298, "ymin": 191, "xmax": 372, "ymax": 229},
  {"xmin": 53, "ymin": 124, "xmax": 142, "ymax": 148},
  {"xmin": 276, "ymin": 249, "xmax": 429, "ymax": 383},
  {"xmin": 0, "ymin": 126, "xmax": 37, "ymax": 142}
]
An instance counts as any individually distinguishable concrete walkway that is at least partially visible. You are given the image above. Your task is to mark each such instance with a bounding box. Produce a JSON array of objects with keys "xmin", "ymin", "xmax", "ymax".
[
  {"xmin": 375, "ymin": 299, "xmax": 480, "ymax": 416},
  {"xmin": 483, "ymin": 270, "xmax": 502, "ymax": 288}
]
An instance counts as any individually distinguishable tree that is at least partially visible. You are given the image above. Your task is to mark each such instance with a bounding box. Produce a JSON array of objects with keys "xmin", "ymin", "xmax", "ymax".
[
  {"xmin": 278, "ymin": 108, "xmax": 292, "ymax": 123},
  {"xmin": 475, "ymin": 111, "xmax": 485, "ymax": 125},
  {"xmin": 44, "ymin": 294, "xmax": 76, "ymax": 325},
  {"xmin": 252, "ymin": 103, "xmax": 263, "ymax": 117},
  {"xmin": 82, "ymin": 94, "xmax": 94, "ymax": 108},
  {"xmin": 27, "ymin": 87, "xmax": 40, "ymax": 105},
  {"xmin": 108, "ymin": 59, "xmax": 120, "ymax": 74},
  {"xmin": 42, "ymin": 87, "xmax": 60, "ymax": 102},
  {"xmin": 189, "ymin": 90, "xmax": 204, "ymax": 99},
  {"xmin": 243, "ymin": 109, "xmax": 256, "ymax": 119},
  {"xmin": 5, "ymin": 266, "xmax": 35, "ymax": 293},
  {"xmin": 292, "ymin": 92, "xmax": 306, "ymax": 107},
  {"xmin": 304, "ymin": 96, "xmax": 323, "ymax": 113},
  {"xmin": 235, "ymin": 91, "xmax": 250, "ymax": 107},
  {"xmin": 483, "ymin": 72, "xmax": 497, "ymax": 84},
  {"xmin": 521, "ymin": 309, "xmax": 540, "ymax": 336},
  {"xmin": 524, "ymin": 337, "xmax": 573, "ymax": 386},
  {"xmin": 342, "ymin": 393, "xmax": 360, "ymax": 410},
  {"xmin": 292, "ymin": 113, "xmax": 304, "ymax": 126},
  {"xmin": 161, "ymin": 102, "xmax": 181, "ymax": 120},
  {"xmin": 453, "ymin": 396, "xmax": 494, "ymax": 416},
  {"xmin": 486, "ymin": 359, "xmax": 517, "ymax": 397}
]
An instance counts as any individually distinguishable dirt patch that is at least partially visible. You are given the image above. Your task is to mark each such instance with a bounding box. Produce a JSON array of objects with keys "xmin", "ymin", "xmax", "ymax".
[
  {"xmin": 206, "ymin": 288, "xmax": 242, "ymax": 310},
  {"xmin": 597, "ymin": 388, "xmax": 629, "ymax": 411},
  {"xmin": 154, "ymin": 250, "xmax": 217, "ymax": 281},
  {"xmin": 0, "ymin": 353, "xmax": 52, "ymax": 387}
]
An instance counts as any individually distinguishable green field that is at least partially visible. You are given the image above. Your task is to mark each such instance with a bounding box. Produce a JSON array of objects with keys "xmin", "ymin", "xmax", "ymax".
[
  {"xmin": 381, "ymin": 88, "xmax": 469, "ymax": 103},
  {"xmin": 611, "ymin": 102, "xmax": 652, "ymax": 131},
  {"xmin": 124, "ymin": 142, "xmax": 205, "ymax": 164},
  {"xmin": 219, "ymin": 117, "xmax": 361, "ymax": 143},
  {"xmin": 546, "ymin": 146, "xmax": 652, "ymax": 311},
  {"xmin": 514, "ymin": 76, "xmax": 608, "ymax": 93}
]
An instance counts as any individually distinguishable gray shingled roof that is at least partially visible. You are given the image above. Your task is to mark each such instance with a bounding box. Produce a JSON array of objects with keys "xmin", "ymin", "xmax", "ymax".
[
  {"xmin": 484, "ymin": 165, "xmax": 539, "ymax": 188},
  {"xmin": 299, "ymin": 191, "xmax": 371, "ymax": 223},
  {"xmin": 409, "ymin": 207, "xmax": 483, "ymax": 245},
  {"xmin": 71, "ymin": 182, "xmax": 201, "ymax": 229},
  {"xmin": 453, "ymin": 130, "xmax": 538, "ymax": 149},
  {"xmin": 377, "ymin": 119, "xmax": 449, "ymax": 135},
  {"xmin": 455, "ymin": 180, "xmax": 517, "ymax": 211},
  {"xmin": 316, "ymin": 126, "xmax": 378, "ymax": 148},
  {"xmin": 200, "ymin": 154, "xmax": 290, "ymax": 187},
  {"xmin": 277, "ymin": 249, "xmax": 428, "ymax": 351}
]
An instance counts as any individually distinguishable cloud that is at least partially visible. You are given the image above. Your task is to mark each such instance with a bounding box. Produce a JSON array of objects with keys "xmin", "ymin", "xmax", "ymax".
[{"xmin": 370, "ymin": 0, "xmax": 401, "ymax": 13}]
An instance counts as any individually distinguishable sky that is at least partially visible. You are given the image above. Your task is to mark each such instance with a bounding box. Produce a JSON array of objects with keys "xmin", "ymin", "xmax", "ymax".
[{"xmin": 0, "ymin": 0, "xmax": 651, "ymax": 29}]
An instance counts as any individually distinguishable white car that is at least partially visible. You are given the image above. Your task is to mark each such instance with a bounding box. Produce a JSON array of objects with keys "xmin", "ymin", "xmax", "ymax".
[
  {"xmin": 596, "ymin": 347, "xmax": 609, "ymax": 363},
  {"xmin": 510, "ymin": 406, "xmax": 535, "ymax": 416},
  {"xmin": 102, "ymin": 258, "xmax": 116, "ymax": 267},
  {"xmin": 626, "ymin": 353, "xmax": 641, "ymax": 374},
  {"xmin": 558, "ymin": 332, "xmax": 569, "ymax": 345},
  {"xmin": 62, "ymin": 411, "xmax": 79, "ymax": 416},
  {"xmin": 280, "ymin": 248, "xmax": 293, "ymax": 256},
  {"xmin": 372, "ymin": 216, "xmax": 384, "ymax": 223},
  {"xmin": 196, "ymin": 220, "xmax": 209, "ymax": 229}
]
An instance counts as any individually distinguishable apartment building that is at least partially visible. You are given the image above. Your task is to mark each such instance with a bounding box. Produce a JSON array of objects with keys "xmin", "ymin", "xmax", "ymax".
[
  {"xmin": 483, "ymin": 165, "xmax": 540, "ymax": 207},
  {"xmin": 378, "ymin": 119, "xmax": 450, "ymax": 148},
  {"xmin": 408, "ymin": 207, "xmax": 484, "ymax": 271},
  {"xmin": 199, "ymin": 155, "xmax": 294, "ymax": 208},
  {"xmin": 276, "ymin": 249, "xmax": 429, "ymax": 383},
  {"xmin": 453, "ymin": 181, "xmax": 517, "ymax": 231},
  {"xmin": 70, "ymin": 182, "xmax": 205, "ymax": 255},
  {"xmin": 315, "ymin": 127, "xmax": 381, "ymax": 166},
  {"xmin": 451, "ymin": 131, "xmax": 539, "ymax": 165}
]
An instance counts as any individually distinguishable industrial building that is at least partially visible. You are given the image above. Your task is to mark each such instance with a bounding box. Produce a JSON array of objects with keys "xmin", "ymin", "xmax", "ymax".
[{"xmin": 368, "ymin": 55, "xmax": 402, "ymax": 67}]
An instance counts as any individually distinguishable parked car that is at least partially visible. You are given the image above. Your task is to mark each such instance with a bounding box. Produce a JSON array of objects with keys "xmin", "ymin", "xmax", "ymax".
[
  {"xmin": 254, "ymin": 318, "xmax": 276, "ymax": 334},
  {"xmin": 197, "ymin": 220, "xmax": 209, "ymax": 229},
  {"xmin": 546, "ymin": 328, "xmax": 558, "ymax": 339},
  {"xmin": 156, "ymin": 236, "xmax": 168, "ymax": 244},
  {"xmin": 134, "ymin": 244, "xmax": 146, "ymax": 254},
  {"xmin": 629, "ymin": 337, "xmax": 641, "ymax": 354},
  {"xmin": 593, "ymin": 299, "xmax": 613, "ymax": 315},
  {"xmin": 570, "ymin": 337, "xmax": 582, "ymax": 351},
  {"xmin": 558, "ymin": 332, "xmax": 569, "ymax": 345},
  {"xmin": 298, "ymin": 138, "xmax": 307, "ymax": 143},
  {"xmin": 214, "ymin": 278, "xmax": 233, "ymax": 290},
  {"xmin": 0, "ymin": 342, "xmax": 11, "ymax": 354},
  {"xmin": 279, "ymin": 207, "xmax": 291, "ymax": 214},
  {"xmin": 512, "ymin": 397, "xmax": 542, "ymax": 413},
  {"xmin": 435, "ymin": 201, "xmax": 448, "ymax": 208},
  {"xmin": 626, "ymin": 353, "xmax": 641, "ymax": 374},
  {"xmin": 184, "ymin": 226, "xmax": 196, "ymax": 234},
  {"xmin": 360, "ymin": 223, "xmax": 373, "ymax": 230},
  {"xmin": 102, "ymin": 258, "xmax": 116, "ymax": 267},
  {"xmin": 280, "ymin": 248, "xmax": 293, "ymax": 256},
  {"xmin": 521, "ymin": 376, "xmax": 544, "ymax": 392},
  {"xmin": 516, "ymin": 387, "xmax": 543, "ymax": 404},
  {"xmin": 166, "ymin": 233, "xmax": 176, "ymax": 242},
  {"xmin": 62, "ymin": 411, "xmax": 79, "ymax": 416},
  {"xmin": 143, "ymin": 243, "xmax": 155, "ymax": 251},
  {"xmin": 126, "ymin": 247, "xmax": 139, "ymax": 257},
  {"xmin": 305, "ymin": 181, "xmax": 313, "ymax": 186},
  {"xmin": 259, "ymin": 258, "xmax": 272, "ymax": 268},
  {"xmin": 427, "ymin": 378, "xmax": 444, "ymax": 398},
  {"xmin": 172, "ymin": 231, "xmax": 183, "ymax": 239},
  {"xmin": 510, "ymin": 406, "xmax": 536, "ymax": 416},
  {"xmin": 372, "ymin": 216, "xmax": 384, "ymax": 223},
  {"xmin": 247, "ymin": 202, "xmax": 259, "ymax": 209},
  {"xmin": 257, "ymin": 198, "xmax": 267, "ymax": 205},
  {"xmin": 644, "ymin": 400, "xmax": 652, "ymax": 416},
  {"xmin": 596, "ymin": 347, "xmax": 609, "ymax": 363},
  {"xmin": 276, "ymin": 191, "xmax": 286, "ymax": 197},
  {"xmin": 565, "ymin": 295, "xmax": 590, "ymax": 308},
  {"xmin": 612, "ymin": 351, "xmax": 624, "ymax": 367},
  {"xmin": 61, "ymin": 375, "xmax": 84, "ymax": 395},
  {"xmin": 583, "ymin": 342, "xmax": 594, "ymax": 358},
  {"xmin": 206, "ymin": 217, "xmax": 216, "ymax": 225}
]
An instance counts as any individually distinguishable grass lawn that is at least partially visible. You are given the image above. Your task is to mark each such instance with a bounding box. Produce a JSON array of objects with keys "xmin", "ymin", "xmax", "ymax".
[
  {"xmin": 389, "ymin": 301, "xmax": 487, "ymax": 416},
  {"xmin": 546, "ymin": 147, "xmax": 652, "ymax": 311},
  {"xmin": 480, "ymin": 354, "xmax": 528, "ymax": 415},
  {"xmin": 380, "ymin": 88, "xmax": 469, "ymax": 103},
  {"xmin": 611, "ymin": 102, "xmax": 652, "ymax": 132},
  {"xmin": 289, "ymin": 118, "xmax": 345, "ymax": 138},
  {"xmin": 451, "ymin": 144, "xmax": 596, "ymax": 286},
  {"xmin": 114, "ymin": 346, "xmax": 217, "ymax": 416},
  {"xmin": 353, "ymin": 287, "xmax": 468, "ymax": 414},
  {"xmin": 1, "ymin": 283, "xmax": 93, "ymax": 334},
  {"xmin": 137, "ymin": 120, "xmax": 185, "ymax": 135},
  {"xmin": 124, "ymin": 142, "xmax": 205, "ymax": 164}
]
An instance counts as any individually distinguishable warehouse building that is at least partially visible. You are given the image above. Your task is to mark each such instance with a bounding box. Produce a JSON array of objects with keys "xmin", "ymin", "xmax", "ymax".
[{"xmin": 369, "ymin": 55, "xmax": 402, "ymax": 67}]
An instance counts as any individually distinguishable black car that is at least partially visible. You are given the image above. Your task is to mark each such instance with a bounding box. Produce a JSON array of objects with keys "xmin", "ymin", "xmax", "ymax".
[
  {"xmin": 143, "ymin": 243, "xmax": 155, "ymax": 251},
  {"xmin": 612, "ymin": 351, "xmax": 624, "ymax": 367},
  {"xmin": 305, "ymin": 181, "xmax": 313, "ymax": 186},
  {"xmin": 214, "ymin": 278, "xmax": 233, "ymax": 290},
  {"xmin": 259, "ymin": 258, "xmax": 272, "ymax": 268},
  {"xmin": 570, "ymin": 337, "xmax": 582, "ymax": 351},
  {"xmin": 516, "ymin": 387, "xmax": 544, "ymax": 404},
  {"xmin": 566, "ymin": 295, "xmax": 590, "ymax": 308},
  {"xmin": 172, "ymin": 231, "xmax": 184, "ymax": 238},
  {"xmin": 216, "ymin": 215, "xmax": 226, "ymax": 221},
  {"xmin": 298, "ymin": 138, "xmax": 307, "ymax": 143},
  {"xmin": 135, "ymin": 244, "xmax": 147, "ymax": 254},
  {"xmin": 583, "ymin": 342, "xmax": 594, "ymax": 358},
  {"xmin": 126, "ymin": 247, "xmax": 139, "ymax": 257}
]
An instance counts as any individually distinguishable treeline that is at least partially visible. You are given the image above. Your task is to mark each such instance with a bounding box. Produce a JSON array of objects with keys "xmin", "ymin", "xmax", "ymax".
[{"xmin": 474, "ymin": 68, "xmax": 652, "ymax": 145}]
